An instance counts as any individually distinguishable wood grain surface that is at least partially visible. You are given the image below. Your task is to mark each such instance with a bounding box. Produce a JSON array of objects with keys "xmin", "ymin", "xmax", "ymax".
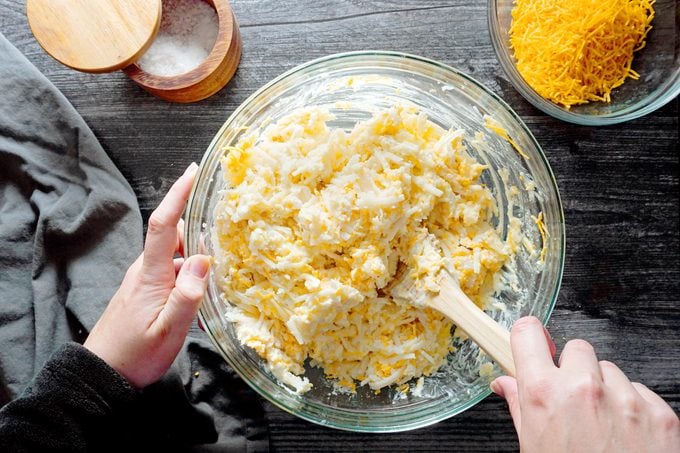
[{"xmin": 1, "ymin": 1, "xmax": 678, "ymax": 451}]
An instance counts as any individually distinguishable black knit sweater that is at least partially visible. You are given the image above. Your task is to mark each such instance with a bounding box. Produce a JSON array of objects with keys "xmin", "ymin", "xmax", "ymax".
[{"xmin": 0, "ymin": 343, "xmax": 152, "ymax": 452}]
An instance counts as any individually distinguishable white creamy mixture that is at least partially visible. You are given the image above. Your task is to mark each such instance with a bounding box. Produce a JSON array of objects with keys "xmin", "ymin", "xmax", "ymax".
[{"xmin": 213, "ymin": 105, "xmax": 512, "ymax": 393}]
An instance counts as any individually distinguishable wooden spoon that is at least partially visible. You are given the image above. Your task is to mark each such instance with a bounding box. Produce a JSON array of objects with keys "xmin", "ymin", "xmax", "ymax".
[
  {"xmin": 388, "ymin": 264, "xmax": 515, "ymax": 377},
  {"xmin": 429, "ymin": 271, "xmax": 515, "ymax": 376}
]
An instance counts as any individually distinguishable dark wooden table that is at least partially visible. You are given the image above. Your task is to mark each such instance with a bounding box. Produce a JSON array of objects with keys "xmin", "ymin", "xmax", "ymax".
[{"xmin": 2, "ymin": 1, "xmax": 678, "ymax": 451}]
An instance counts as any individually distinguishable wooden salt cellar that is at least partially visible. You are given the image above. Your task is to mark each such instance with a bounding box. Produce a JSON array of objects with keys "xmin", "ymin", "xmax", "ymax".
[{"xmin": 124, "ymin": 0, "xmax": 242, "ymax": 103}]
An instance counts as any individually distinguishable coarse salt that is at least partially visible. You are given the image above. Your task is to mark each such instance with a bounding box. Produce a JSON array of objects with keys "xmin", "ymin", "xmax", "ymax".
[{"xmin": 137, "ymin": 0, "xmax": 219, "ymax": 77}]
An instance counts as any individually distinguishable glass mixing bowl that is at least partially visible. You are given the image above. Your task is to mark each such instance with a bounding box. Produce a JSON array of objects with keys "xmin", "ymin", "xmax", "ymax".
[
  {"xmin": 488, "ymin": 0, "xmax": 680, "ymax": 125},
  {"xmin": 185, "ymin": 51, "xmax": 565, "ymax": 432}
]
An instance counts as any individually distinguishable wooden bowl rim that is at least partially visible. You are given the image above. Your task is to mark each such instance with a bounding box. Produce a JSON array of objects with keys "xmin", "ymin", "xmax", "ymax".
[{"xmin": 123, "ymin": 0, "xmax": 237, "ymax": 90}]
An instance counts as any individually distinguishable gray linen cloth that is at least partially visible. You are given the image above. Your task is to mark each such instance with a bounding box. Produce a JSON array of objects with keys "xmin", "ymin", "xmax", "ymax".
[{"xmin": 0, "ymin": 33, "xmax": 267, "ymax": 451}]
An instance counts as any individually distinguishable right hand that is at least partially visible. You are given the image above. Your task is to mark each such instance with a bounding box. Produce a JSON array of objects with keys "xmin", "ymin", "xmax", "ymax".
[{"xmin": 491, "ymin": 316, "xmax": 680, "ymax": 453}]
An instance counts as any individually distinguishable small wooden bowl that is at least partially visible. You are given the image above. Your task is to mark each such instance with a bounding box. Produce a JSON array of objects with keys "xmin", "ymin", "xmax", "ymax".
[{"xmin": 123, "ymin": 0, "xmax": 241, "ymax": 103}]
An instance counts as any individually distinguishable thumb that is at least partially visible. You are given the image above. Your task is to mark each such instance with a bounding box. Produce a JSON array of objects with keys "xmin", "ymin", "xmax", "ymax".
[
  {"xmin": 161, "ymin": 255, "xmax": 211, "ymax": 334},
  {"xmin": 491, "ymin": 375, "xmax": 522, "ymax": 435}
]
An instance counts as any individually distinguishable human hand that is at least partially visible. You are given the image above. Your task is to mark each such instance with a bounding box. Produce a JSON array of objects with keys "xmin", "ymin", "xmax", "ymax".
[
  {"xmin": 84, "ymin": 163, "xmax": 211, "ymax": 389},
  {"xmin": 491, "ymin": 316, "xmax": 680, "ymax": 453}
]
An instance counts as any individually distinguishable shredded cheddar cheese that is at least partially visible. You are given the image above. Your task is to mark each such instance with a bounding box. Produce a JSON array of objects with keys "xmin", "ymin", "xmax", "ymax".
[
  {"xmin": 213, "ymin": 105, "xmax": 513, "ymax": 393},
  {"xmin": 509, "ymin": 0, "xmax": 655, "ymax": 108}
]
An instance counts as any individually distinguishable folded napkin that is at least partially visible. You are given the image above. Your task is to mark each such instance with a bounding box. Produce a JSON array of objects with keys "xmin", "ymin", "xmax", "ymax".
[{"xmin": 0, "ymin": 33, "xmax": 267, "ymax": 451}]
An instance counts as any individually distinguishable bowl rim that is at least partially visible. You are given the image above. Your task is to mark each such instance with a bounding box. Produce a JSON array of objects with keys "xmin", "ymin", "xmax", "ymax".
[
  {"xmin": 187, "ymin": 50, "xmax": 566, "ymax": 432},
  {"xmin": 487, "ymin": 0, "xmax": 680, "ymax": 126}
]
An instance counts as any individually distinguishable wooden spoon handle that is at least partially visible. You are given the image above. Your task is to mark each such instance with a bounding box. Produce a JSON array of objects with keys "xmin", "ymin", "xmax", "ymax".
[{"xmin": 430, "ymin": 275, "xmax": 516, "ymax": 377}]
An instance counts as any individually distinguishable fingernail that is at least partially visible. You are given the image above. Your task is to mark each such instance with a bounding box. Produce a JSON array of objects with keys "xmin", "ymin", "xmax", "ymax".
[
  {"xmin": 543, "ymin": 326, "xmax": 557, "ymax": 357},
  {"xmin": 490, "ymin": 380, "xmax": 502, "ymax": 396},
  {"xmin": 188, "ymin": 256, "xmax": 210, "ymax": 278},
  {"xmin": 542, "ymin": 325, "xmax": 552, "ymax": 339},
  {"xmin": 184, "ymin": 162, "xmax": 199, "ymax": 176}
]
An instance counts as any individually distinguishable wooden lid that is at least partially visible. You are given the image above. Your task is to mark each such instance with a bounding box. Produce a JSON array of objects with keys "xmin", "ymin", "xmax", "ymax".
[{"xmin": 26, "ymin": 0, "xmax": 162, "ymax": 73}]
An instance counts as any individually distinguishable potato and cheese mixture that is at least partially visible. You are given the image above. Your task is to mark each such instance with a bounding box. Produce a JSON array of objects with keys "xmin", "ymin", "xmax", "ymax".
[{"xmin": 214, "ymin": 105, "xmax": 512, "ymax": 394}]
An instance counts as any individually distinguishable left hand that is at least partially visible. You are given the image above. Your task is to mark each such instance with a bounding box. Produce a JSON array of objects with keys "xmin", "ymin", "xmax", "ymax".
[{"xmin": 84, "ymin": 163, "xmax": 211, "ymax": 388}]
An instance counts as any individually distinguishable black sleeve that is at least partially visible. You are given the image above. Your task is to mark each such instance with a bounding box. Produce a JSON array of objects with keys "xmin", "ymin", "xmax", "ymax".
[{"xmin": 0, "ymin": 342, "xmax": 138, "ymax": 453}]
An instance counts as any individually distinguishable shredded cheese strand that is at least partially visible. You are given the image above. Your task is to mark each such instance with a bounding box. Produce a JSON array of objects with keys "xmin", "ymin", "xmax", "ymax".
[
  {"xmin": 484, "ymin": 115, "xmax": 530, "ymax": 160},
  {"xmin": 531, "ymin": 212, "xmax": 549, "ymax": 263}
]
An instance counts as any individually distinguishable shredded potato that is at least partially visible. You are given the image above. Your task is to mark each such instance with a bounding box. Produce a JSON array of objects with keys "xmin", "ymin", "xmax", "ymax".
[
  {"xmin": 213, "ymin": 105, "xmax": 512, "ymax": 393},
  {"xmin": 509, "ymin": 0, "xmax": 655, "ymax": 108}
]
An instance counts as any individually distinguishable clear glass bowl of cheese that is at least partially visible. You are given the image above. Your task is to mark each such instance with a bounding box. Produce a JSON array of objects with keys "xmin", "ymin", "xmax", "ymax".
[
  {"xmin": 488, "ymin": 0, "xmax": 680, "ymax": 125},
  {"xmin": 185, "ymin": 51, "xmax": 565, "ymax": 432}
]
